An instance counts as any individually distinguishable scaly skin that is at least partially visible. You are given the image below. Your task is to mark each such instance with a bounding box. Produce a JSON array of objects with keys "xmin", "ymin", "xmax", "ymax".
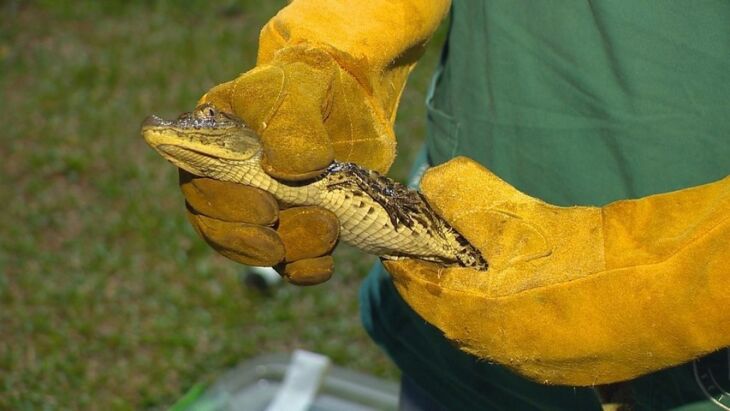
[{"xmin": 141, "ymin": 104, "xmax": 487, "ymax": 270}]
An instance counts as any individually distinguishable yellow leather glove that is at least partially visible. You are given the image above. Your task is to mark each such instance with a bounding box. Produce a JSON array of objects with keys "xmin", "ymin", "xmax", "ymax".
[
  {"xmin": 181, "ymin": 0, "xmax": 450, "ymax": 284},
  {"xmin": 384, "ymin": 157, "xmax": 730, "ymax": 386}
]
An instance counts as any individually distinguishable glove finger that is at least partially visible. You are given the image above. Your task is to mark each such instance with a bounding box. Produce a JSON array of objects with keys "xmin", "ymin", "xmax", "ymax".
[
  {"xmin": 277, "ymin": 255, "xmax": 334, "ymax": 286},
  {"xmin": 278, "ymin": 206, "xmax": 339, "ymax": 262},
  {"xmin": 198, "ymin": 80, "xmax": 235, "ymax": 113},
  {"xmin": 419, "ymin": 157, "xmax": 545, "ymax": 258},
  {"xmin": 188, "ymin": 212, "xmax": 285, "ymax": 266},
  {"xmin": 180, "ymin": 170, "xmax": 278, "ymax": 225},
  {"xmin": 420, "ymin": 157, "xmax": 602, "ymax": 278},
  {"xmin": 420, "ymin": 157, "xmax": 534, "ymax": 221},
  {"xmin": 230, "ymin": 49, "xmax": 336, "ymax": 180},
  {"xmin": 227, "ymin": 64, "xmax": 286, "ymax": 134}
]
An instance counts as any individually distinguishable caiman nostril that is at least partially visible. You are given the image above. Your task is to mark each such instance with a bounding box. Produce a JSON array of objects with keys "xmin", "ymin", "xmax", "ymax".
[{"xmin": 141, "ymin": 115, "xmax": 168, "ymax": 129}]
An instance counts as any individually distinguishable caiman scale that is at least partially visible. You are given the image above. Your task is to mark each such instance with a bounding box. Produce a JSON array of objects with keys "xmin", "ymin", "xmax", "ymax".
[{"xmin": 141, "ymin": 104, "xmax": 487, "ymax": 270}]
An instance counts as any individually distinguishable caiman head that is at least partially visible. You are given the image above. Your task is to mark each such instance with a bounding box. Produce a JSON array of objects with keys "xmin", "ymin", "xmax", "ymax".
[{"xmin": 141, "ymin": 103, "xmax": 261, "ymax": 178}]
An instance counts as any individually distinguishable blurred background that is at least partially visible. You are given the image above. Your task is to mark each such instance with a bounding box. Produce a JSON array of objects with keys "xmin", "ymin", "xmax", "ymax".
[{"xmin": 0, "ymin": 1, "xmax": 446, "ymax": 409}]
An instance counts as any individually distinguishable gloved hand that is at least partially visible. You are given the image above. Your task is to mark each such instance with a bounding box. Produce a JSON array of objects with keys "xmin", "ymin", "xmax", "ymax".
[
  {"xmin": 385, "ymin": 157, "xmax": 730, "ymax": 385},
  {"xmin": 181, "ymin": 0, "xmax": 450, "ymax": 284}
]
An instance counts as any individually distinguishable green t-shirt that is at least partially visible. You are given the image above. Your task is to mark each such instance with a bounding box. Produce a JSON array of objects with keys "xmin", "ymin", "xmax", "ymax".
[{"xmin": 361, "ymin": 1, "xmax": 730, "ymax": 410}]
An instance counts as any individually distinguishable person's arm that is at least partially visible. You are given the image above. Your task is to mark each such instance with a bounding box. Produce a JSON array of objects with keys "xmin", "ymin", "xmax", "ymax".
[
  {"xmin": 384, "ymin": 157, "xmax": 730, "ymax": 385},
  {"xmin": 182, "ymin": 0, "xmax": 450, "ymax": 283}
]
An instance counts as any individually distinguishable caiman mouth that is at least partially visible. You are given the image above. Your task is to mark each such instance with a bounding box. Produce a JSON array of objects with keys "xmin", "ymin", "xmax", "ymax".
[
  {"xmin": 153, "ymin": 144, "xmax": 224, "ymax": 177},
  {"xmin": 156, "ymin": 144, "xmax": 218, "ymax": 160}
]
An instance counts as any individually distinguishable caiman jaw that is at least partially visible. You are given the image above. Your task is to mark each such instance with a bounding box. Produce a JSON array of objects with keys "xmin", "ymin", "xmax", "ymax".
[{"xmin": 152, "ymin": 144, "xmax": 225, "ymax": 177}]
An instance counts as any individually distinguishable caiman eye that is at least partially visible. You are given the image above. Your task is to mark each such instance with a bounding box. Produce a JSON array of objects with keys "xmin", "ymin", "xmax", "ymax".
[{"xmin": 206, "ymin": 107, "xmax": 216, "ymax": 117}]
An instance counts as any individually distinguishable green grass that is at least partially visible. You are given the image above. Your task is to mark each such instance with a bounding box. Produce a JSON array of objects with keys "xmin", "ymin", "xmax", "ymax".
[{"xmin": 0, "ymin": 1, "xmax": 445, "ymax": 409}]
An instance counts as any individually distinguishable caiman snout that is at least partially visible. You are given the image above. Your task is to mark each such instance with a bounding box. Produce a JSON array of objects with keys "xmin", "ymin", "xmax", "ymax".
[{"xmin": 141, "ymin": 115, "xmax": 169, "ymax": 129}]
